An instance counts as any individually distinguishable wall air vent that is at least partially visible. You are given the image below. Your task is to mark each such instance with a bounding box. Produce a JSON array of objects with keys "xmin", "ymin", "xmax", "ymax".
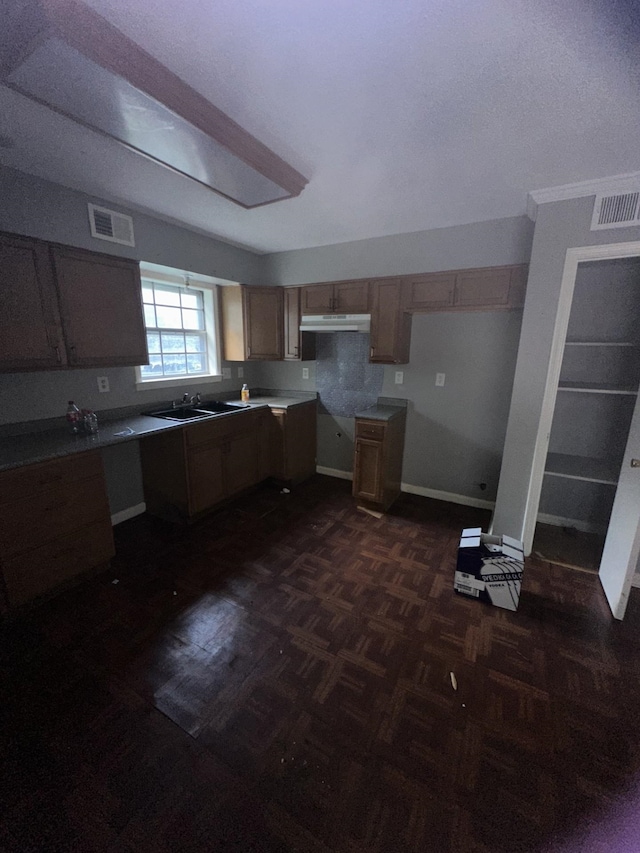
[
  {"xmin": 591, "ymin": 192, "xmax": 640, "ymax": 230},
  {"xmin": 87, "ymin": 203, "xmax": 135, "ymax": 246}
]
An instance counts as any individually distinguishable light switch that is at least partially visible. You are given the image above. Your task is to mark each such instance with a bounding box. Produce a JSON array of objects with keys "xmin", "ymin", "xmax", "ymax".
[
  {"xmin": 395, "ymin": 371, "xmax": 404, "ymax": 385},
  {"xmin": 436, "ymin": 373, "xmax": 445, "ymax": 387},
  {"xmin": 222, "ymin": 367, "xmax": 231, "ymax": 379},
  {"xmin": 302, "ymin": 367, "xmax": 310, "ymax": 379},
  {"xmin": 237, "ymin": 366, "xmax": 244, "ymax": 378},
  {"xmin": 97, "ymin": 376, "xmax": 109, "ymax": 393}
]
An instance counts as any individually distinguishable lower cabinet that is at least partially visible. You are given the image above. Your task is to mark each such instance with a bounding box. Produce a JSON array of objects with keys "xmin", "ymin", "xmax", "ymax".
[
  {"xmin": 140, "ymin": 402, "xmax": 317, "ymax": 521},
  {"xmin": 0, "ymin": 451, "xmax": 115, "ymax": 609},
  {"xmin": 270, "ymin": 401, "xmax": 317, "ymax": 485},
  {"xmin": 352, "ymin": 410, "xmax": 407, "ymax": 511}
]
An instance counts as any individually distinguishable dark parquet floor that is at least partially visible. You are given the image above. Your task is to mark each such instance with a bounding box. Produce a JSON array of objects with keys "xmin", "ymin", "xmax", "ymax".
[{"xmin": 3, "ymin": 475, "xmax": 640, "ymax": 852}]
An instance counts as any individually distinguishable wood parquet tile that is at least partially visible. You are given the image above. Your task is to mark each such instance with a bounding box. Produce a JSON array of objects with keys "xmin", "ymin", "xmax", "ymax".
[{"xmin": 5, "ymin": 474, "xmax": 640, "ymax": 852}]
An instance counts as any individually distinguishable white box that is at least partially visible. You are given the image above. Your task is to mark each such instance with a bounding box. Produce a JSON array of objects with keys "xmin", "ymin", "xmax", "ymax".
[{"xmin": 454, "ymin": 528, "xmax": 525, "ymax": 611}]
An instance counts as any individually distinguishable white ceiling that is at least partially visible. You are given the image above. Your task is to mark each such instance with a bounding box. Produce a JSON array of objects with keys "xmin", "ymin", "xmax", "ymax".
[{"xmin": 1, "ymin": 0, "xmax": 638, "ymax": 254}]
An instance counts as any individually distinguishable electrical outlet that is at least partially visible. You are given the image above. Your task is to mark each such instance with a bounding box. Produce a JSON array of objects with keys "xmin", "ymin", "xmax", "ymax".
[
  {"xmin": 394, "ymin": 371, "xmax": 404, "ymax": 385},
  {"xmin": 222, "ymin": 367, "xmax": 231, "ymax": 379},
  {"xmin": 302, "ymin": 367, "xmax": 309, "ymax": 379},
  {"xmin": 97, "ymin": 376, "xmax": 109, "ymax": 393},
  {"xmin": 436, "ymin": 373, "xmax": 445, "ymax": 387},
  {"xmin": 237, "ymin": 366, "xmax": 244, "ymax": 378}
]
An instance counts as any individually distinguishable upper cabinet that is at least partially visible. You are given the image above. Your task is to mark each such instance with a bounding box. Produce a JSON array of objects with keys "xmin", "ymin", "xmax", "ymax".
[
  {"xmin": 301, "ymin": 280, "xmax": 370, "ymax": 314},
  {"xmin": 370, "ymin": 278, "xmax": 411, "ymax": 364},
  {"xmin": 284, "ymin": 287, "xmax": 315, "ymax": 361},
  {"xmin": 404, "ymin": 265, "xmax": 527, "ymax": 313},
  {"xmin": 221, "ymin": 285, "xmax": 283, "ymax": 361},
  {"xmin": 0, "ymin": 233, "xmax": 66, "ymax": 372},
  {"xmin": 51, "ymin": 246, "xmax": 147, "ymax": 367},
  {"xmin": 0, "ymin": 231, "xmax": 148, "ymax": 373}
]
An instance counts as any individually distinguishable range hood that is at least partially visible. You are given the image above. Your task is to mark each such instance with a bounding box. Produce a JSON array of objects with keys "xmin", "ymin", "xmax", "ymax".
[{"xmin": 300, "ymin": 314, "xmax": 371, "ymax": 333}]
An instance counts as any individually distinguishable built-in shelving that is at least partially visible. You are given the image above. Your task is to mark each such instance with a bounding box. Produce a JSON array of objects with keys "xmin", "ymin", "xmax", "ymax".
[
  {"xmin": 557, "ymin": 381, "xmax": 638, "ymax": 395},
  {"xmin": 544, "ymin": 453, "xmax": 621, "ymax": 486}
]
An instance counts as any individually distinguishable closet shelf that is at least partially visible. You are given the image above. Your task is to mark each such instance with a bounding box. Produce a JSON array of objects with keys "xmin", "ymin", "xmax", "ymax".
[
  {"xmin": 564, "ymin": 340, "xmax": 638, "ymax": 348},
  {"xmin": 544, "ymin": 453, "xmax": 621, "ymax": 485},
  {"xmin": 557, "ymin": 381, "xmax": 638, "ymax": 395}
]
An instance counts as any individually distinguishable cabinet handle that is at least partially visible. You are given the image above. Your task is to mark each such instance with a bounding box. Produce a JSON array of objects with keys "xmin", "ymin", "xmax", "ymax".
[
  {"xmin": 247, "ymin": 346, "xmax": 251, "ymax": 357},
  {"xmin": 294, "ymin": 346, "xmax": 298, "ymax": 356},
  {"xmin": 54, "ymin": 345, "xmax": 61, "ymax": 363},
  {"xmin": 370, "ymin": 347, "xmax": 374, "ymax": 358}
]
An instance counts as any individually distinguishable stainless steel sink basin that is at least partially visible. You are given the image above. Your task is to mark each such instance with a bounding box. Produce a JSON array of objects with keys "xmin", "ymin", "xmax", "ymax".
[{"xmin": 144, "ymin": 402, "xmax": 249, "ymax": 421}]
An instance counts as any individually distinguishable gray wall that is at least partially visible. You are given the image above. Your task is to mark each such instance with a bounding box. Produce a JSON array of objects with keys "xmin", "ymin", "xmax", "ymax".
[
  {"xmin": 256, "ymin": 214, "xmax": 532, "ymax": 500},
  {"xmin": 263, "ymin": 215, "xmax": 534, "ymax": 284},
  {"xmin": 492, "ymin": 195, "xmax": 640, "ymax": 549},
  {"xmin": 0, "ymin": 166, "xmax": 264, "ymax": 514}
]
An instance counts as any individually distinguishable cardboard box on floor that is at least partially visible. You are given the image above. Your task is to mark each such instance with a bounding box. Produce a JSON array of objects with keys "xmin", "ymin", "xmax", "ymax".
[{"xmin": 454, "ymin": 527, "xmax": 525, "ymax": 612}]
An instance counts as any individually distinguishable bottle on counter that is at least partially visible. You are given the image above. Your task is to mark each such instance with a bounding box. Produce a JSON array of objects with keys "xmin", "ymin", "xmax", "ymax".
[
  {"xmin": 82, "ymin": 409, "xmax": 99, "ymax": 434},
  {"xmin": 241, "ymin": 383, "xmax": 250, "ymax": 403},
  {"xmin": 66, "ymin": 400, "xmax": 82, "ymax": 434}
]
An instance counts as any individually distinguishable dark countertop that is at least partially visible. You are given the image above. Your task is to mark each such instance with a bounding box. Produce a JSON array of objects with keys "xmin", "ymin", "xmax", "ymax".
[
  {"xmin": 355, "ymin": 400, "xmax": 408, "ymax": 422},
  {"xmin": 0, "ymin": 393, "xmax": 317, "ymax": 473}
]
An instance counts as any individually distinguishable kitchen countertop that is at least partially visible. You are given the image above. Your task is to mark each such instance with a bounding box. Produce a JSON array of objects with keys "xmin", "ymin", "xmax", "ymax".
[
  {"xmin": 0, "ymin": 393, "xmax": 317, "ymax": 473},
  {"xmin": 355, "ymin": 399, "xmax": 408, "ymax": 422}
]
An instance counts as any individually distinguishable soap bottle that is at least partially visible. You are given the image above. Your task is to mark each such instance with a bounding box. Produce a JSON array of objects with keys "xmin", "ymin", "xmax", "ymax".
[
  {"xmin": 82, "ymin": 409, "xmax": 99, "ymax": 434},
  {"xmin": 241, "ymin": 383, "xmax": 250, "ymax": 403},
  {"xmin": 66, "ymin": 400, "xmax": 82, "ymax": 434}
]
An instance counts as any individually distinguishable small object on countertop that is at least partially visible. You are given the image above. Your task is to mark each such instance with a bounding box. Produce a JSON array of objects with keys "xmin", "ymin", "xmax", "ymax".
[
  {"xmin": 82, "ymin": 409, "xmax": 99, "ymax": 434},
  {"xmin": 241, "ymin": 383, "xmax": 250, "ymax": 402},
  {"xmin": 66, "ymin": 400, "xmax": 82, "ymax": 434}
]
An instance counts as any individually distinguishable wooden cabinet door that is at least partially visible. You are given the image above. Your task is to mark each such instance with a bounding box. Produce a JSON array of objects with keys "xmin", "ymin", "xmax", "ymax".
[
  {"xmin": 334, "ymin": 281, "xmax": 370, "ymax": 313},
  {"xmin": 245, "ymin": 286, "xmax": 283, "ymax": 360},
  {"xmin": 225, "ymin": 430, "xmax": 259, "ymax": 496},
  {"xmin": 284, "ymin": 287, "xmax": 301, "ymax": 360},
  {"xmin": 0, "ymin": 233, "xmax": 65, "ymax": 372},
  {"xmin": 187, "ymin": 443, "xmax": 225, "ymax": 515},
  {"xmin": 51, "ymin": 246, "xmax": 148, "ymax": 367},
  {"xmin": 301, "ymin": 284, "xmax": 333, "ymax": 314},
  {"xmin": 454, "ymin": 267, "xmax": 512, "ymax": 309},
  {"xmin": 256, "ymin": 408, "xmax": 276, "ymax": 480},
  {"xmin": 353, "ymin": 438, "xmax": 384, "ymax": 502},
  {"xmin": 404, "ymin": 273, "xmax": 456, "ymax": 311},
  {"xmin": 370, "ymin": 278, "xmax": 411, "ymax": 364}
]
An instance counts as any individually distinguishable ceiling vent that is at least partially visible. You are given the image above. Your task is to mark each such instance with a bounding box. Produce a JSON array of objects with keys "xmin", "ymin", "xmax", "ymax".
[
  {"xmin": 591, "ymin": 192, "xmax": 640, "ymax": 230},
  {"xmin": 88, "ymin": 203, "xmax": 135, "ymax": 246}
]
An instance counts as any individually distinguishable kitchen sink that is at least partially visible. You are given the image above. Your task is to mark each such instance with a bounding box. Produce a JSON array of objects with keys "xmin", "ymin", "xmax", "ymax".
[{"xmin": 144, "ymin": 402, "xmax": 249, "ymax": 421}]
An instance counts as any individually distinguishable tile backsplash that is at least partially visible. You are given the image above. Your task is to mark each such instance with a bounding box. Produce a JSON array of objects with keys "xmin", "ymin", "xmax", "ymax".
[{"xmin": 316, "ymin": 332, "xmax": 383, "ymax": 417}]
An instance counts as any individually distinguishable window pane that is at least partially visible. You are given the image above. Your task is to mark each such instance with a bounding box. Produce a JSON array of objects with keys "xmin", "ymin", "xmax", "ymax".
[
  {"xmin": 162, "ymin": 354, "xmax": 187, "ymax": 374},
  {"xmin": 182, "ymin": 308, "xmax": 204, "ymax": 330},
  {"xmin": 161, "ymin": 332, "xmax": 186, "ymax": 352},
  {"xmin": 181, "ymin": 290, "xmax": 202, "ymax": 309},
  {"xmin": 154, "ymin": 285, "xmax": 181, "ymax": 306},
  {"xmin": 144, "ymin": 304, "xmax": 156, "ymax": 326},
  {"xmin": 187, "ymin": 354, "xmax": 206, "ymax": 373},
  {"xmin": 156, "ymin": 305, "xmax": 182, "ymax": 328},
  {"xmin": 142, "ymin": 284, "xmax": 154, "ymax": 303},
  {"xmin": 147, "ymin": 332, "xmax": 161, "ymax": 353},
  {"xmin": 185, "ymin": 333, "xmax": 205, "ymax": 353},
  {"xmin": 141, "ymin": 356, "xmax": 163, "ymax": 376}
]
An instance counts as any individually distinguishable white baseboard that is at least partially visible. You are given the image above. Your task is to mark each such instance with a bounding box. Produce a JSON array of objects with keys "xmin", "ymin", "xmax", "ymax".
[
  {"xmin": 400, "ymin": 482, "xmax": 495, "ymax": 510},
  {"xmin": 535, "ymin": 512, "xmax": 607, "ymax": 536},
  {"xmin": 316, "ymin": 466, "xmax": 353, "ymax": 481},
  {"xmin": 111, "ymin": 502, "xmax": 146, "ymax": 526}
]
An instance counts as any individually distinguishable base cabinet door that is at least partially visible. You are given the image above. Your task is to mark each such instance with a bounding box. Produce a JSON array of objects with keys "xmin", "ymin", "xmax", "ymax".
[
  {"xmin": 353, "ymin": 438, "xmax": 384, "ymax": 503},
  {"xmin": 187, "ymin": 443, "xmax": 225, "ymax": 515},
  {"xmin": 225, "ymin": 431, "xmax": 259, "ymax": 496}
]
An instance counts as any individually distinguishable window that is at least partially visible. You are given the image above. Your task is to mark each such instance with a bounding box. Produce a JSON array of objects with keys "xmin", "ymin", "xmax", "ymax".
[{"xmin": 136, "ymin": 265, "xmax": 223, "ymax": 388}]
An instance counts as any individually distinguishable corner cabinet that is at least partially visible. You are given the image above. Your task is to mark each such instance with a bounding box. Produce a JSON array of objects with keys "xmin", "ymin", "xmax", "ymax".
[
  {"xmin": 220, "ymin": 285, "xmax": 284, "ymax": 361},
  {"xmin": 270, "ymin": 400, "xmax": 317, "ymax": 485},
  {"xmin": 0, "ymin": 230, "xmax": 148, "ymax": 373},
  {"xmin": 284, "ymin": 287, "xmax": 316, "ymax": 361},
  {"xmin": 353, "ymin": 409, "xmax": 407, "ymax": 512}
]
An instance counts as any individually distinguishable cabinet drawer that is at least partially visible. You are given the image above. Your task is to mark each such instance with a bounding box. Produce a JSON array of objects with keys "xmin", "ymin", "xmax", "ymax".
[
  {"xmin": 0, "ymin": 451, "xmax": 102, "ymax": 504},
  {"xmin": 355, "ymin": 420, "xmax": 386, "ymax": 440},
  {"xmin": 185, "ymin": 411, "xmax": 255, "ymax": 448},
  {"xmin": 0, "ymin": 475, "xmax": 109, "ymax": 558},
  {"xmin": 2, "ymin": 519, "xmax": 114, "ymax": 607}
]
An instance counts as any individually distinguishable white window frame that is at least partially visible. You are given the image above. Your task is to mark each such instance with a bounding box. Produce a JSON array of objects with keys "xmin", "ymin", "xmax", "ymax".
[{"xmin": 135, "ymin": 263, "xmax": 224, "ymax": 391}]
